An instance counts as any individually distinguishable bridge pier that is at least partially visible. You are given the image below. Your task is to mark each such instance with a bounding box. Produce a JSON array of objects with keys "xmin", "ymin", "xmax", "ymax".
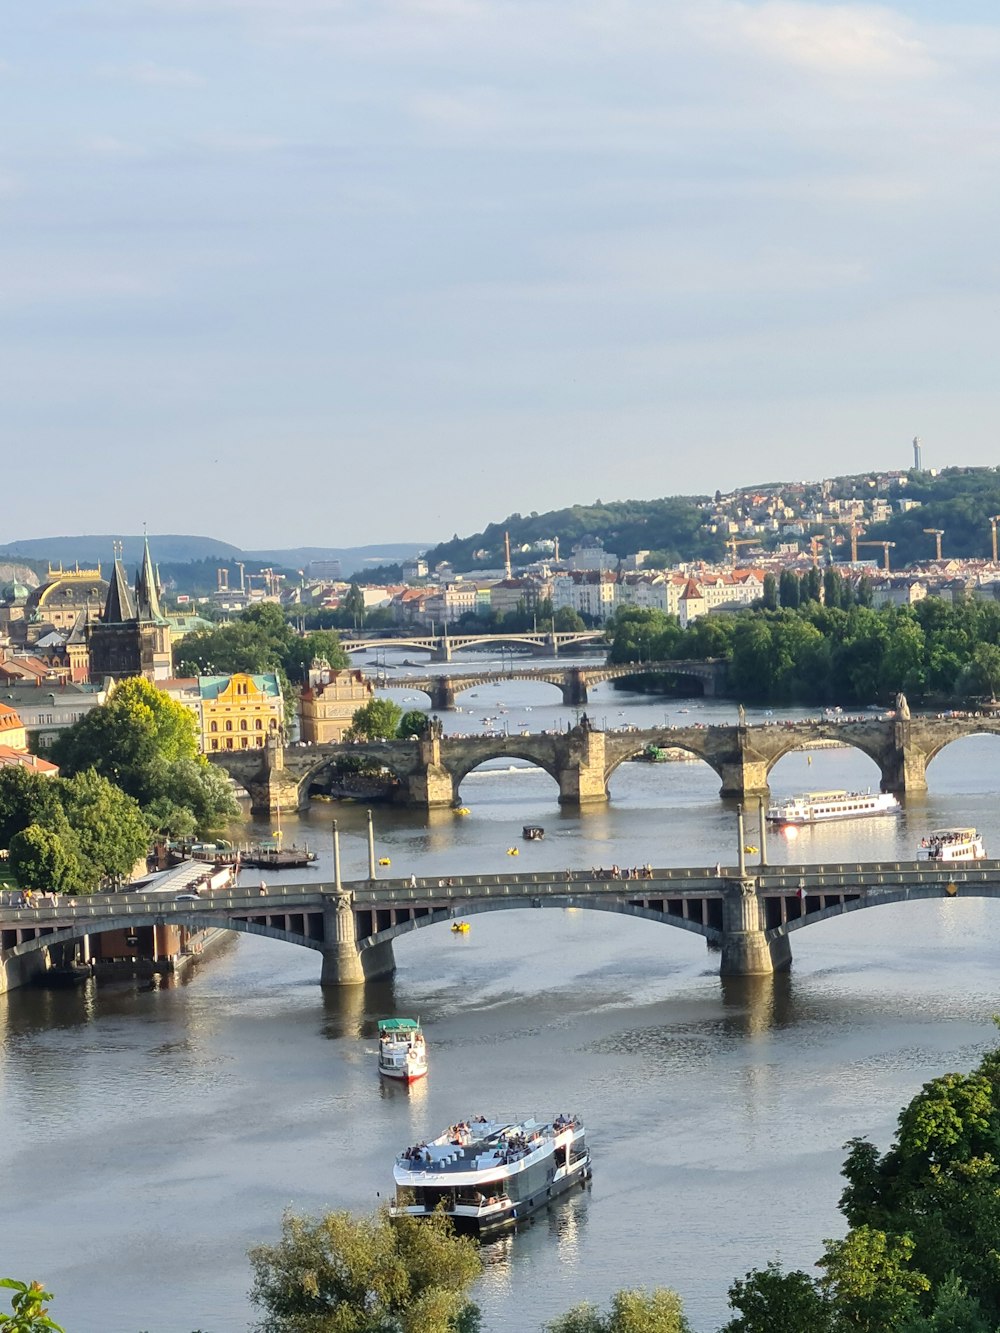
[
  {"xmin": 880, "ymin": 727, "xmax": 929, "ymax": 794},
  {"xmin": 402, "ymin": 731, "xmax": 456, "ymax": 808},
  {"xmin": 430, "ymin": 638, "xmax": 452, "ymax": 663},
  {"xmin": 320, "ymin": 894, "xmax": 366, "ymax": 986},
  {"xmin": 360, "ymin": 939, "xmax": 396, "ymax": 980},
  {"xmin": 720, "ymin": 879, "xmax": 792, "ymax": 976},
  {"xmin": 429, "ymin": 677, "xmax": 456, "ymax": 711},
  {"xmin": 561, "ymin": 668, "xmax": 589, "ymax": 707},
  {"xmin": 716, "ymin": 757, "xmax": 770, "ymax": 800},
  {"xmin": 557, "ymin": 725, "xmax": 609, "ymax": 806}
]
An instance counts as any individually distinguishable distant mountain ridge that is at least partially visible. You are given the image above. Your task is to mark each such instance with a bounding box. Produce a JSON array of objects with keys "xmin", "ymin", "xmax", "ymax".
[{"xmin": 0, "ymin": 536, "xmax": 428, "ymax": 577}]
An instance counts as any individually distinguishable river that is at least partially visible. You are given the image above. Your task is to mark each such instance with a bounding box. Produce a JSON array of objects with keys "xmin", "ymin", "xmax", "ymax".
[{"xmin": 3, "ymin": 655, "xmax": 1000, "ymax": 1332}]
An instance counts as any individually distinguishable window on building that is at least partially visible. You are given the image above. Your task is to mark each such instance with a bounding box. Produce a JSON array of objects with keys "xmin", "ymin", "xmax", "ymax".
[
  {"xmin": 255, "ymin": 719, "xmax": 263, "ymax": 730},
  {"xmin": 210, "ymin": 721, "xmax": 217, "ymax": 732},
  {"xmin": 225, "ymin": 721, "xmax": 232, "ymax": 731},
  {"xmin": 240, "ymin": 719, "xmax": 248, "ymax": 731},
  {"xmin": 211, "ymin": 739, "xmax": 218, "ymax": 751}
]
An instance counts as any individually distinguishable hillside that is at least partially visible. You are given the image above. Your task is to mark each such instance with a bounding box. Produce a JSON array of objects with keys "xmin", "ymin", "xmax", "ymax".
[{"xmin": 421, "ymin": 497, "xmax": 723, "ymax": 572}]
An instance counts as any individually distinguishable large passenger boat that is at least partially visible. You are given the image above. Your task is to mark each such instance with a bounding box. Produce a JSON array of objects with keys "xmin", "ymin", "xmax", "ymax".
[
  {"xmin": 377, "ymin": 1018, "xmax": 427, "ymax": 1083},
  {"xmin": 391, "ymin": 1114, "xmax": 591, "ymax": 1237},
  {"xmin": 918, "ymin": 828, "xmax": 986, "ymax": 863},
  {"xmin": 766, "ymin": 789, "xmax": 901, "ymax": 826}
]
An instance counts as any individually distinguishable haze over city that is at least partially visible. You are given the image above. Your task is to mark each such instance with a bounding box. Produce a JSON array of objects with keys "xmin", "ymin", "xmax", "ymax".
[{"xmin": 7, "ymin": 0, "xmax": 1000, "ymax": 547}]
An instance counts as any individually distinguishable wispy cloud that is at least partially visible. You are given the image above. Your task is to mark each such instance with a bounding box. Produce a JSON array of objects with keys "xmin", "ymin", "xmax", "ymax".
[{"xmin": 98, "ymin": 59, "xmax": 205, "ymax": 87}]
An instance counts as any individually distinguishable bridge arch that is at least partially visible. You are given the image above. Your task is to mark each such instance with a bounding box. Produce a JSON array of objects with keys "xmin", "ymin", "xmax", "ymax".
[
  {"xmin": 295, "ymin": 747, "xmax": 414, "ymax": 800},
  {"xmin": 357, "ymin": 894, "xmax": 721, "ymax": 954},
  {"xmin": 450, "ymin": 749, "xmax": 562, "ymax": 794},
  {"xmin": 4, "ymin": 914, "xmax": 324, "ymax": 961},
  {"xmin": 602, "ymin": 736, "xmax": 725, "ymax": 788},
  {"xmin": 919, "ymin": 725, "xmax": 1000, "ymax": 772},
  {"xmin": 761, "ymin": 727, "xmax": 890, "ymax": 783},
  {"xmin": 769, "ymin": 883, "xmax": 1000, "ymax": 942}
]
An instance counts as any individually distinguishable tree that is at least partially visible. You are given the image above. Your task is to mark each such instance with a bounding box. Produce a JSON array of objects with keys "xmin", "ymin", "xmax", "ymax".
[
  {"xmin": 347, "ymin": 699, "xmax": 404, "ymax": 742},
  {"xmin": 248, "ymin": 1207, "xmax": 481, "ymax": 1333},
  {"xmin": 553, "ymin": 607, "xmax": 587, "ymax": 632},
  {"xmin": 761, "ymin": 573, "xmax": 779, "ymax": 611},
  {"xmin": 545, "ymin": 1288, "xmax": 691, "ymax": 1333},
  {"xmin": 720, "ymin": 1263, "xmax": 833, "ymax": 1333},
  {"xmin": 958, "ymin": 642, "xmax": 1000, "ymax": 700},
  {"xmin": 0, "ymin": 1279, "xmax": 64, "ymax": 1333},
  {"xmin": 778, "ymin": 570, "xmax": 800, "ymax": 609},
  {"xmin": 58, "ymin": 770, "xmax": 150, "ymax": 887},
  {"xmin": 818, "ymin": 1226, "xmax": 929, "ymax": 1332},
  {"xmin": 397, "ymin": 710, "xmax": 428, "ymax": 739},
  {"xmin": 8, "ymin": 825, "xmax": 74, "ymax": 892},
  {"xmin": 342, "ymin": 583, "xmax": 367, "ymax": 629},
  {"xmin": 0, "ymin": 769, "xmax": 63, "ymax": 850}
]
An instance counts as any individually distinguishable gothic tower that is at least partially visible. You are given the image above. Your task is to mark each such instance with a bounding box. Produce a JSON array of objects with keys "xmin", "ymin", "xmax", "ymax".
[{"xmin": 87, "ymin": 537, "xmax": 174, "ymax": 682}]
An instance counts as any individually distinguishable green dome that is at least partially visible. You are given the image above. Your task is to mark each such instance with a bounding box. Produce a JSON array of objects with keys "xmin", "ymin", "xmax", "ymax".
[{"xmin": 1, "ymin": 578, "xmax": 29, "ymax": 604}]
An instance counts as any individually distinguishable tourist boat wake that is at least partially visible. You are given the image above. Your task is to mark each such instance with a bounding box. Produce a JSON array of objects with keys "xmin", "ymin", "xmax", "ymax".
[
  {"xmin": 391, "ymin": 1114, "xmax": 591, "ymax": 1238},
  {"xmin": 766, "ymin": 789, "xmax": 901, "ymax": 826},
  {"xmin": 918, "ymin": 827, "xmax": 986, "ymax": 862},
  {"xmin": 377, "ymin": 1018, "xmax": 427, "ymax": 1083}
]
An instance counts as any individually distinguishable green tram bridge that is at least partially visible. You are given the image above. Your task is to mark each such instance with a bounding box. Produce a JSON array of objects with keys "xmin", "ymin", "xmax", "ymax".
[{"xmin": 2, "ymin": 860, "xmax": 998, "ymax": 988}]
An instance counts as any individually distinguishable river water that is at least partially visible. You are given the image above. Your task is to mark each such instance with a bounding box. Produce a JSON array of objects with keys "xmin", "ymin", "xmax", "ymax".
[{"xmin": 4, "ymin": 654, "xmax": 1000, "ymax": 1333}]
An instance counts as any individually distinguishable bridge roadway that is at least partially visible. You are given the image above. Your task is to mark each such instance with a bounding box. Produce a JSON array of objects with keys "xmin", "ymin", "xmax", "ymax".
[
  {"xmin": 215, "ymin": 712, "xmax": 1000, "ymax": 814},
  {"xmin": 3, "ymin": 859, "xmax": 997, "ymax": 988},
  {"xmin": 370, "ymin": 659, "xmax": 726, "ymax": 710}
]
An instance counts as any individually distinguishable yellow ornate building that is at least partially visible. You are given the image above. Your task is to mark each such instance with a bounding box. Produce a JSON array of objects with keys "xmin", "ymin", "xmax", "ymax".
[
  {"xmin": 199, "ymin": 672, "xmax": 283, "ymax": 751},
  {"xmin": 298, "ymin": 662, "xmax": 374, "ymax": 743}
]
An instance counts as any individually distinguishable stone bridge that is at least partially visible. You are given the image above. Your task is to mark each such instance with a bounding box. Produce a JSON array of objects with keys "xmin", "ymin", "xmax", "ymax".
[
  {"xmin": 339, "ymin": 630, "xmax": 608, "ymax": 662},
  {"xmin": 213, "ymin": 715, "xmax": 1000, "ymax": 814},
  {"xmin": 5, "ymin": 861, "xmax": 999, "ymax": 989},
  {"xmin": 384, "ymin": 659, "xmax": 726, "ymax": 710}
]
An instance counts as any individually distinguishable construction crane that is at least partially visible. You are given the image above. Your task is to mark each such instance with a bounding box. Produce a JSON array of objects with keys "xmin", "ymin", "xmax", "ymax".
[
  {"xmin": 725, "ymin": 537, "xmax": 757, "ymax": 564},
  {"xmin": 843, "ymin": 521, "xmax": 865, "ymax": 563},
  {"xmin": 857, "ymin": 540, "xmax": 896, "ymax": 572},
  {"xmin": 990, "ymin": 516, "xmax": 1000, "ymax": 563},
  {"xmin": 923, "ymin": 528, "xmax": 945, "ymax": 561}
]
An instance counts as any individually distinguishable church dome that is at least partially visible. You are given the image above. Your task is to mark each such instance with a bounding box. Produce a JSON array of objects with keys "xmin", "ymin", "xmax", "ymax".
[{"xmin": 1, "ymin": 578, "xmax": 29, "ymax": 604}]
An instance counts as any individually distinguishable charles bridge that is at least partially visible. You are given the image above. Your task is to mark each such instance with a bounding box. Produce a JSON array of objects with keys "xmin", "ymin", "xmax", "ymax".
[
  {"xmin": 4, "ymin": 859, "xmax": 999, "ymax": 990},
  {"xmin": 212, "ymin": 713, "xmax": 1000, "ymax": 815},
  {"xmin": 384, "ymin": 659, "xmax": 726, "ymax": 710}
]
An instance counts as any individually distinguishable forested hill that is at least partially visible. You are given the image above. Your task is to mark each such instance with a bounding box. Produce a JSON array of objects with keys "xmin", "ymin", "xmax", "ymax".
[
  {"xmin": 863, "ymin": 468, "xmax": 1000, "ymax": 565},
  {"xmin": 423, "ymin": 497, "xmax": 724, "ymax": 572}
]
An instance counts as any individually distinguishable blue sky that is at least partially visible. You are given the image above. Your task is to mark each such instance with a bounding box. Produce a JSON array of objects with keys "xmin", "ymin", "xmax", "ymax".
[{"xmin": 5, "ymin": 1, "xmax": 1000, "ymax": 549}]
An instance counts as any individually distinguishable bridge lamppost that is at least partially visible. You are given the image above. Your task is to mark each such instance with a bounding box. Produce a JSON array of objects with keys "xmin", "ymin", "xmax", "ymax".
[
  {"xmin": 332, "ymin": 820, "xmax": 343, "ymax": 892},
  {"xmin": 367, "ymin": 809, "xmax": 377, "ymax": 880}
]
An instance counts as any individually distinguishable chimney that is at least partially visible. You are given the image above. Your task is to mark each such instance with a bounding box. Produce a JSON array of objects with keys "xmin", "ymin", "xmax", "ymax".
[{"xmin": 504, "ymin": 531, "xmax": 512, "ymax": 580}]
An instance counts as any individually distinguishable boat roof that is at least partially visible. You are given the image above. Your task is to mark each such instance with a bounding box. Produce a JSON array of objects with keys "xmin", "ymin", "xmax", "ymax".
[
  {"xmin": 928, "ymin": 827, "xmax": 979, "ymax": 837},
  {"xmin": 394, "ymin": 1116, "xmax": 580, "ymax": 1178},
  {"xmin": 378, "ymin": 1018, "xmax": 421, "ymax": 1032}
]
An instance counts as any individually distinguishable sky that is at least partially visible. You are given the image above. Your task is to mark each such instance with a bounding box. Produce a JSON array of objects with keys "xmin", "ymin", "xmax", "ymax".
[{"xmin": 5, "ymin": 1, "xmax": 1000, "ymax": 550}]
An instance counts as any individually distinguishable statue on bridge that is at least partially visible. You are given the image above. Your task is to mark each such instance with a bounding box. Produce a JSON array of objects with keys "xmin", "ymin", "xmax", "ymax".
[
  {"xmin": 427, "ymin": 715, "xmax": 444, "ymax": 740},
  {"xmin": 895, "ymin": 692, "xmax": 911, "ymax": 721},
  {"xmin": 578, "ymin": 712, "xmax": 592, "ymax": 732},
  {"xmin": 738, "ymin": 703, "xmax": 747, "ymax": 728}
]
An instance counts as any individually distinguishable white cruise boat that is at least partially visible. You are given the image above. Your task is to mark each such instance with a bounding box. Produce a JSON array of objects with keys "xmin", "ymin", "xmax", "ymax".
[
  {"xmin": 391, "ymin": 1114, "xmax": 591, "ymax": 1237},
  {"xmin": 766, "ymin": 789, "xmax": 901, "ymax": 826},
  {"xmin": 918, "ymin": 828, "xmax": 986, "ymax": 863},
  {"xmin": 377, "ymin": 1018, "xmax": 427, "ymax": 1083}
]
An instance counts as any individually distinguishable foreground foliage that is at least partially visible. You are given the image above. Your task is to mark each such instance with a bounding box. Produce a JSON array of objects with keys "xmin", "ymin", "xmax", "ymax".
[
  {"xmin": 247, "ymin": 1207, "xmax": 482, "ymax": 1333},
  {"xmin": 546, "ymin": 1288, "xmax": 691, "ymax": 1332},
  {"xmin": 0, "ymin": 1280, "xmax": 63, "ymax": 1333}
]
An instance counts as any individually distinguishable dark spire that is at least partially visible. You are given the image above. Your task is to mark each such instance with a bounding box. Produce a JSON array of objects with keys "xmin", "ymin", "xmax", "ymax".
[
  {"xmin": 103, "ymin": 542, "xmax": 136, "ymax": 623},
  {"xmin": 135, "ymin": 535, "xmax": 163, "ymax": 622}
]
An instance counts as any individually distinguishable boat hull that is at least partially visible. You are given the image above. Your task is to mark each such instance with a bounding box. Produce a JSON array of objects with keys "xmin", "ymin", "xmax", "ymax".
[
  {"xmin": 398, "ymin": 1152, "xmax": 592, "ymax": 1238},
  {"xmin": 379, "ymin": 1064, "xmax": 428, "ymax": 1083},
  {"xmin": 767, "ymin": 809, "xmax": 900, "ymax": 826}
]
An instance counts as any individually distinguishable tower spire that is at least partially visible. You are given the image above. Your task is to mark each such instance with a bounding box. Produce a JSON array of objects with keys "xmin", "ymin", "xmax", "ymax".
[{"xmin": 135, "ymin": 533, "xmax": 163, "ymax": 621}]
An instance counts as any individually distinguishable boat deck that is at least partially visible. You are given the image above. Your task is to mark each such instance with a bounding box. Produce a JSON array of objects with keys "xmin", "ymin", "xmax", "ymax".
[{"xmin": 397, "ymin": 1116, "xmax": 577, "ymax": 1175}]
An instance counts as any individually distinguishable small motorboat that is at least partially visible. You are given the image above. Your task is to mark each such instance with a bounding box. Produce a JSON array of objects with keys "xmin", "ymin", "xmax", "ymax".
[
  {"xmin": 522, "ymin": 825, "xmax": 544, "ymax": 841},
  {"xmin": 378, "ymin": 1018, "xmax": 428, "ymax": 1083},
  {"xmin": 506, "ymin": 846, "xmax": 519, "ymax": 856},
  {"xmin": 451, "ymin": 921, "xmax": 470, "ymax": 934}
]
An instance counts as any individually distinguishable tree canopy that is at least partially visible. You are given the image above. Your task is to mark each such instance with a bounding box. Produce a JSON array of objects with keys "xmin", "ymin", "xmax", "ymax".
[
  {"xmin": 248, "ymin": 1207, "xmax": 481, "ymax": 1333},
  {"xmin": 176, "ymin": 603, "xmax": 347, "ymax": 685}
]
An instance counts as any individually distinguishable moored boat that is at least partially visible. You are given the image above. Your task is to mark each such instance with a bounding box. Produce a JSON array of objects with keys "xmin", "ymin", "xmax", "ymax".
[
  {"xmin": 391, "ymin": 1113, "xmax": 591, "ymax": 1238},
  {"xmin": 377, "ymin": 1018, "xmax": 427, "ymax": 1083},
  {"xmin": 918, "ymin": 827, "xmax": 986, "ymax": 862},
  {"xmin": 766, "ymin": 789, "xmax": 901, "ymax": 825}
]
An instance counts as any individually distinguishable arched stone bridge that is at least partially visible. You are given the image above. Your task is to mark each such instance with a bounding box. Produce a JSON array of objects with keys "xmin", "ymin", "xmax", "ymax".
[
  {"xmin": 381, "ymin": 659, "xmax": 726, "ymax": 710},
  {"xmin": 5, "ymin": 861, "xmax": 999, "ymax": 989},
  {"xmin": 340, "ymin": 630, "xmax": 608, "ymax": 662},
  {"xmin": 213, "ymin": 714, "xmax": 1000, "ymax": 814}
]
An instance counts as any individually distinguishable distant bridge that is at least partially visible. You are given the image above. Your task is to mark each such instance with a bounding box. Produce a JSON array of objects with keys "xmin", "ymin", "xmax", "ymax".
[
  {"xmin": 4, "ymin": 861, "xmax": 998, "ymax": 987},
  {"xmin": 213, "ymin": 714, "xmax": 999, "ymax": 814},
  {"xmin": 339, "ymin": 630, "xmax": 608, "ymax": 662},
  {"xmin": 376, "ymin": 659, "xmax": 726, "ymax": 709}
]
